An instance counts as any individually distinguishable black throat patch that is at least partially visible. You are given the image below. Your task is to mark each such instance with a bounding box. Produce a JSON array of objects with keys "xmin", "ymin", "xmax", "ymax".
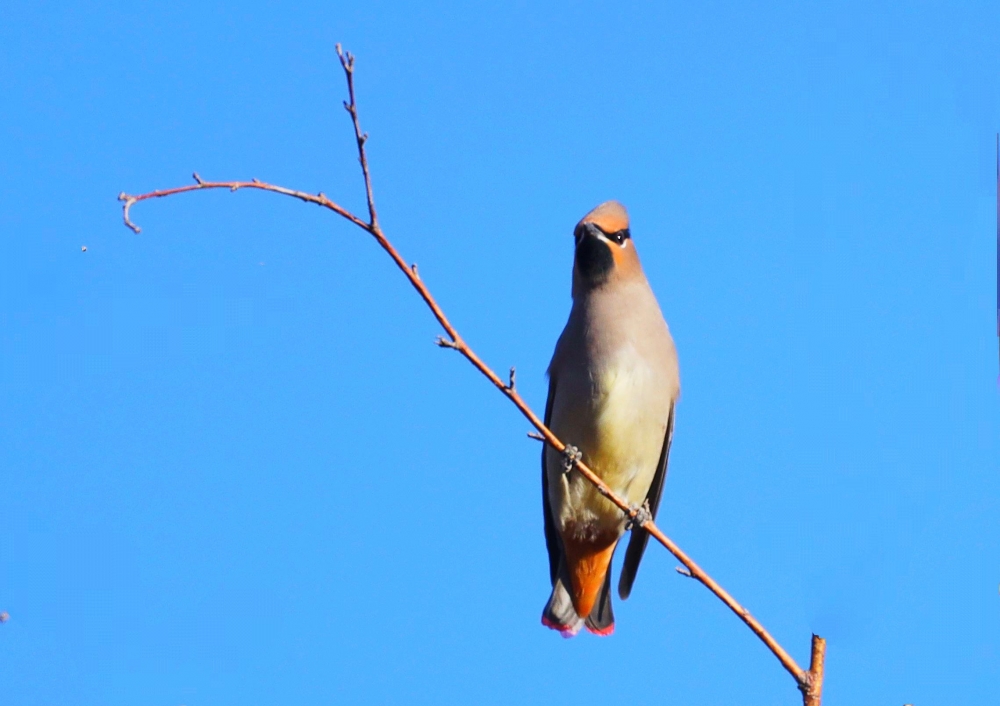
[{"xmin": 575, "ymin": 232, "xmax": 614, "ymax": 288}]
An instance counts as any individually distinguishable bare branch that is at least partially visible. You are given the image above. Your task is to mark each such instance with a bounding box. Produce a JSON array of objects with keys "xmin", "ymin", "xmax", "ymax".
[
  {"xmin": 336, "ymin": 43, "xmax": 378, "ymax": 228},
  {"xmin": 118, "ymin": 174, "xmax": 371, "ymax": 235},
  {"xmin": 118, "ymin": 45, "xmax": 824, "ymax": 705}
]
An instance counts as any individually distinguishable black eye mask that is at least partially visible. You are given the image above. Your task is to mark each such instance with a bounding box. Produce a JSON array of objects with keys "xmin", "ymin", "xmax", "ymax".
[
  {"xmin": 574, "ymin": 225, "xmax": 631, "ymax": 246},
  {"xmin": 606, "ymin": 228, "xmax": 631, "ymax": 245}
]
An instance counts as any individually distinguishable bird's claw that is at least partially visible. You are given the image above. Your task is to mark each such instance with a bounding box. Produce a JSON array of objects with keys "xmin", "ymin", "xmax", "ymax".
[
  {"xmin": 626, "ymin": 500, "xmax": 652, "ymax": 531},
  {"xmin": 561, "ymin": 445, "xmax": 582, "ymax": 474}
]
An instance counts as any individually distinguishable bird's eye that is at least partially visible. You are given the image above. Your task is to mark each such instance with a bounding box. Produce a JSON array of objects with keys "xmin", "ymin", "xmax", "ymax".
[{"xmin": 608, "ymin": 229, "xmax": 630, "ymax": 245}]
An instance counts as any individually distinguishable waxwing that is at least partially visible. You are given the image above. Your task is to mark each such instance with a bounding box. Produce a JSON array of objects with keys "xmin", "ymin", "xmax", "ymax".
[{"xmin": 541, "ymin": 201, "xmax": 680, "ymax": 637}]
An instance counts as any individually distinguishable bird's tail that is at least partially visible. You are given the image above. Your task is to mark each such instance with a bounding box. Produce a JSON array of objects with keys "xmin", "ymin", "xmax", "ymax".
[
  {"xmin": 583, "ymin": 570, "xmax": 615, "ymax": 636},
  {"xmin": 542, "ymin": 552, "xmax": 616, "ymax": 637},
  {"xmin": 541, "ymin": 576, "xmax": 585, "ymax": 638}
]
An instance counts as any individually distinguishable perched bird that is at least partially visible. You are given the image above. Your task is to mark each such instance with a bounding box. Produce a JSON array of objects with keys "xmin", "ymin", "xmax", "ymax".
[{"xmin": 541, "ymin": 201, "xmax": 680, "ymax": 637}]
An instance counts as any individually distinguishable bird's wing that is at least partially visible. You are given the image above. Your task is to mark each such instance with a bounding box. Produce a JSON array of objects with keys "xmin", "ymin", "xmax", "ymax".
[
  {"xmin": 617, "ymin": 403, "xmax": 675, "ymax": 600},
  {"xmin": 541, "ymin": 374, "xmax": 562, "ymax": 585}
]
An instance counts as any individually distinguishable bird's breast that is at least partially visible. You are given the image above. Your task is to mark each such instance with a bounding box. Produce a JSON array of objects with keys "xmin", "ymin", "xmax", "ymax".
[
  {"xmin": 548, "ymin": 343, "xmax": 671, "ymax": 533},
  {"xmin": 546, "ymin": 280, "xmax": 678, "ymax": 537},
  {"xmin": 586, "ymin": 345, "xmax": 666, "ymax": 492}
]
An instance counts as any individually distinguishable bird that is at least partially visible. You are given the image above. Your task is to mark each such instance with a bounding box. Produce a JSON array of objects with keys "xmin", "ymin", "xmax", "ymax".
[{"xmin": 541, "ymin": 200, "xmax": 680, "ymax": 637}]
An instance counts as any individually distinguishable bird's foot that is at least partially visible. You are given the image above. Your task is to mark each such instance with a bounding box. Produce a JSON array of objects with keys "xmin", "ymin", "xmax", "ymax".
[
  {"xmin": 561, "ymin": 445, "xmax": 582, "ymax": 474},
  {"xmin": 626, "ymin": 499, "xmax": 652, "ymax": 531}
]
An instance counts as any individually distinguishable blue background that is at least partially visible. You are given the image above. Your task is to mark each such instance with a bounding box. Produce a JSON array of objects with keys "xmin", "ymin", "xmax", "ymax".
[{"xmin": 2, "ymin": 2, "xmax": 998, "ymax": 704}]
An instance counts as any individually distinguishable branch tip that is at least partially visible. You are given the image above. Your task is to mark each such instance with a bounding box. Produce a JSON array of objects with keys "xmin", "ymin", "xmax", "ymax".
[
  {"xmin": 192, "ymin": 172, "xmax": 204, "ymax": 184},
  {"xmin": 118, "ymin": 193, "xmax": 141, "ymax": 233},
  {"xmin": 506, "ymin": 366, "xmax": 516, "ymax": 391},
  {"xmin": 527, "ymin": 431, "xmax": 545, "ymax": 442},
  {"xmin": 675, "ymin": 566, "xmax": 695, "ymax": 578},
  {"xmin": 800, "ymin": 634, "xmax": 827, "ymax": 705},
  {"xmin": 336, "ymin": 44, "xmax": 353, "ymax": 71},
  {"xmin": 336, "ymin": 43, "xmax": 379, "ymax": 229}
]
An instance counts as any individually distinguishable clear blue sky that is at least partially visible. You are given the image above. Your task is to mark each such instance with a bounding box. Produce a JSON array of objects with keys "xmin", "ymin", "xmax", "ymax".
[{"xmin": 2, "ymin": 2, "xmax": 998, "ymax": 704}]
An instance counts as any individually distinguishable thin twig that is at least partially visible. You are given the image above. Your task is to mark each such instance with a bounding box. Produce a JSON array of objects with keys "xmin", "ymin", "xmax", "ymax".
[
  {"xmin": 118, "ymin": 45, "xmax": 824, "ymax": 706},
  {"xmin": 336, "ymin": 43, "xmax": 378, "ymax": 229},
  {"xmin": 117, "ymin": 174, "xmax": 369, "ymax": 234}
]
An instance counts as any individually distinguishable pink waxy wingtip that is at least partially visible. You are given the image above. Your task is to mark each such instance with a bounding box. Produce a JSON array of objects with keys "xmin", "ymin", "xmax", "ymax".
[
  {"xmin": 541, "ymin": 614, "xmax": 582, "ymax": 638},
  {"xmin": 585, "ymin": 622, "xmax": 615, "ymax": 637}
]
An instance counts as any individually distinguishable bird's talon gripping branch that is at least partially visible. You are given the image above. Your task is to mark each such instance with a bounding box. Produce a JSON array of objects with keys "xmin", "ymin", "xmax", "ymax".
[
  {"xmin": 561, "ymin": 445, "xmax": 582, "ymax": 474},
  {"xmin": 626, "ymin": 499, "xmax": 652, "ymax": 531}
]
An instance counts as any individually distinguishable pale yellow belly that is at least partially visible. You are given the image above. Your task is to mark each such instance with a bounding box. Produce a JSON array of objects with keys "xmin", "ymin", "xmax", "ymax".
[{"xmin": 548, "ymin": 352, "xmax": 668, "ymax": 537}]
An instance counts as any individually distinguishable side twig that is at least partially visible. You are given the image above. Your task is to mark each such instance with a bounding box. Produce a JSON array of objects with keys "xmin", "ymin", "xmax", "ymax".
[
  {"xmin": 117, "ymin": 45, "xmax": 825, "ymax": 705},
  {"xmin": 336, "ymin": 44, "xmax": 378, "ymax": 229},
  {"xmin": 117, "ymin": 173, "xmax": 369, "ymax": 235}
]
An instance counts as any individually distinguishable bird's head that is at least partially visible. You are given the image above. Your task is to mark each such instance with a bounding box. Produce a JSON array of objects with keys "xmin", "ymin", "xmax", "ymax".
[{"xmin": 572, "ymin": 200, "xmax": 643, "ymax": 294}]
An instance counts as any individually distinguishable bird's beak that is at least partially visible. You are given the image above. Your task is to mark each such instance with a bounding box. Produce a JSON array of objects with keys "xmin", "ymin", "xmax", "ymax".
[
  {"xmin": 575, "ymin": 222, "xmax": 608, "ymax": 246},
  {"xmin": 573, "ymin": 221, "xmax": 616, "ymax": 288}
]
